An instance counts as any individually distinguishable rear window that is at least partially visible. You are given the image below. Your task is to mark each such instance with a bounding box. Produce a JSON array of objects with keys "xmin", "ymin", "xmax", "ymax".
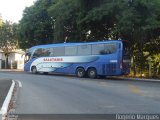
[{"xmin": 123, "ymin": 41, "xmax": 130, "ymax": 55}]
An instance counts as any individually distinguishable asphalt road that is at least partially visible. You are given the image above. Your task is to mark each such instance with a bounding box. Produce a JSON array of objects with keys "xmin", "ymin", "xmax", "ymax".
[
  {"xmin": 0, "ymin": 79, "xmax": 12, "ymax": 108},
  {"xmin": 0, "ymin": 71, "xmax": 160, "ymax": 114}
]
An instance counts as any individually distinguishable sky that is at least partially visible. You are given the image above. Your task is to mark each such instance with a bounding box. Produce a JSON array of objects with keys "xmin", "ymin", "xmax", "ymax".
[{"xmin": 0, "ymin": 0, "xmax": 36, "ymax": 23}]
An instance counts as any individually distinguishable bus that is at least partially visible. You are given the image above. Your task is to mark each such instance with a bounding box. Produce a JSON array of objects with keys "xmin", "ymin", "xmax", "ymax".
[{"xmin": 24, "ymin": 40, "xmax": 130, "ymax": 78}]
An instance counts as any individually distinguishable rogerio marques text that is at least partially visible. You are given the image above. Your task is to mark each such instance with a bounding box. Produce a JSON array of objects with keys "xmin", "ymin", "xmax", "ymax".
[{"xmin": 116, "ymin": 114, "xmax": 159, "ymax": 120}]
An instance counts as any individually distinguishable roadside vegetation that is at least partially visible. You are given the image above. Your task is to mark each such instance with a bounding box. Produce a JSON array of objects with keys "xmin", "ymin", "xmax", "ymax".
[
  {"xmin": 0, "ymin": 19, "xmax": 18, "ymax": 68},
  {"xmin": 0, "ymin": 0, "xmax": 160, "ymax": 78}
]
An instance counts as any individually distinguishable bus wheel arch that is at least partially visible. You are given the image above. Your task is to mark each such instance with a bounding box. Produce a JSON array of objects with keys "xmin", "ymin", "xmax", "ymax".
[
  {"xmin": 76, "ymin": 67, "xmax": 86, "ymax": 78},
  {"xmin": 87, "ymin": 67, "xmax": 97, "ymax": 79},
  {"xmin": 31, "ymin": 66, "xmax": 37, "ymax": 74}
]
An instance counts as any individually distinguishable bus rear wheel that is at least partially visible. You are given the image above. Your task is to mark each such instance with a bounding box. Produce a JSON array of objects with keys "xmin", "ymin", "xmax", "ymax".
[
  {"xmin": 31, "ymin": 66, "xmax": 37, "ymax": 74},
  {"xmin": 87, "ymin": 68, "xmax": 97, "ymax": 79},
  {"xmin": 76, "ymin": 68, "xmax": 85, "ymax": 78}
]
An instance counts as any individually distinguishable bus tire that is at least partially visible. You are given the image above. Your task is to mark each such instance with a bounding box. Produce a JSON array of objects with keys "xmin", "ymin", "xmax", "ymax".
[
  {"xmin": 31, "ymin": 66, "xmax": 37, "ymax": 74},
  {"xmin": 43, "ymin": 72, "xmax": 48, "ymax": 75},
  {"xmin": 87, "ymin": 68, "xmax": 97, "ymax": 79},
  {"xmin": 76, "ymin": 67, "xmax": 85, "ymax": 78}
]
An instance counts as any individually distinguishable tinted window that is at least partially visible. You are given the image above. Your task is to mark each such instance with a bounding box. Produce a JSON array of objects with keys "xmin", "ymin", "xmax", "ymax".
[
  {"xmin": 42, "ymin": 48, "xmax": 51, "ymax": 57},
  {"xmin": 48, "ymin": 48, "xmax": 54, "ymax": 57},
  {"xmin": 32, "ymin": 48, "xmax": 43, "ymax": 58},
  {"xmin": 78, "ymin": 45, "xmax": 91, "ymax": 55},
  {"xmin": 123, "ymin": 41, "xmax": 130, "ymax": 55},
  {"xmin": 53, "ymin": 47, "xmax": 65, "ymax": 56},
  {"xmin": 32, "ymin": 48, "xmax": 51, "ymax": 58},
  {"xmin": 92, "ymin": 44, "xmax": 105, "ymax": 55},
  {"xmin": 92, "ymin": 43, "xmax": 117, "ymax": 55},
  {"xmin": 103, "ymin": 43, "xmax": 117, "ymax": 54},
  {"xmin": 65, "ymin": 46, "xmax": 77, "ymax": 56}
]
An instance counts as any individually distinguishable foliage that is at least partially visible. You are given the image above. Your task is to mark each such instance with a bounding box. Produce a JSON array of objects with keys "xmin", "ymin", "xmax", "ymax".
[
  {"xmin": 18, "ymin": 0, "xmax": 54, "ymax": 49},
  {"xmin": 0, "ymin": 21, "xmax": 18, "ymax": 68},
  {"xmin": 0, "ymin": 16, "xmax": 3, "ymax": 26},
  {"xmin": 48, "ymin": 0, "xmax": 80, "ymax": 42}
]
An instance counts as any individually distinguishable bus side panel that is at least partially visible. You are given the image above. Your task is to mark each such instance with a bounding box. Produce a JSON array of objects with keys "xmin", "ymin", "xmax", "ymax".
[
  {"xmin": 24, "ymin": 58, "xmax": 37, "ymax": 72},
  {"xmin": 53, "ymin": 54, "xmax": 121, "ymax": 76},
  {"xmin": 53, "ymin": 64, "xmax": 75, "ymax": 74},
  {"xmin": 31, "ymin": 56, "xmax": 99, "ymax": 73}
]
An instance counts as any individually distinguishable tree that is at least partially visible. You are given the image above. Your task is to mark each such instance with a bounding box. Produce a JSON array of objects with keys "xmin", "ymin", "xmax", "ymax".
[
  {"xmin": 48, "ymin": 0, "xmax": 80, "ymax": 42},
  {"xmin": 17, "ymin": 0, "xmax": 160, "ymax": 77},
  {"xmin": 116, "ymin": 0, "xmax": 160, "ymax": 76},
  {"xmin": 18, "ymin": 0, "xmax": 54, "ymax": 49},
  {"xmin": 0, "ymin": 21, "xmax": 17, "ymax": 68},
  {"xmin": 0, "ymin": 15, "xmax": 3, "ymax": 26}
]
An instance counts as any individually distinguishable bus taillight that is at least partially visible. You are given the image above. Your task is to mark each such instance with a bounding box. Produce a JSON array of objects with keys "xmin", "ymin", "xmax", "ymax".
[{"xmin": 120, "ymin": 60, "xmax": 123, "ymax": 69}]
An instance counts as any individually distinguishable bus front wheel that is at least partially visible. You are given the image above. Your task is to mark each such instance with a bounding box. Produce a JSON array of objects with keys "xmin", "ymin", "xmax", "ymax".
[
  {"xmin": 31, "ymin": 66, "xmax": 37, "ymax": 74},
  {"xmin": 87, "ymin": 68, "xmax": 97, "ymax": 79},
  {"xmin": 76, "ymin": 68, "xmax": 85, "ymax": 78}
]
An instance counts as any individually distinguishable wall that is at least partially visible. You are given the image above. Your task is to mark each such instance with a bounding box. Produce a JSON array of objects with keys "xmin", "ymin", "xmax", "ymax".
[{"xmin": 0, "ymin": 50, "xmax": 25, "ymax": 69}]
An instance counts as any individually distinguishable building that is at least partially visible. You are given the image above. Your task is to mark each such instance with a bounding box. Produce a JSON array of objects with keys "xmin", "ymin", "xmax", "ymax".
[{"xmin": 0, "ymin": 49, "xmax": 25, "ymax": 70}]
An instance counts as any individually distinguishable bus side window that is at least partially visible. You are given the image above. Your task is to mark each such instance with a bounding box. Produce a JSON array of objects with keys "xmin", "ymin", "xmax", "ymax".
[
  {"xmin": 65, "ymin": 46, "xmax": 77, "ymax": 56},
  {"xmin": 78, "ymin": 45, "xmax": 91, "ymax": 56},
  {"xmin": 49, "ymin": 48, "xmax": 54, "ymax": 57},
  {"xmin": 32, "ymin": 48, "xmax": 42, "ymax": 58},
  {"xmin": 102, "ymin": 43, "xmax": 117, "ymax": 54},
  {"xmin": 92, "ymin": 44, "xmax": 104, "ymax": 55},
  {"xmin": 42, "ymin": 48, "xmax": 50, "ymax": 57},
  {"xmin": 53, "ymin": 47, "xmax": 65, "ymax": 56}
]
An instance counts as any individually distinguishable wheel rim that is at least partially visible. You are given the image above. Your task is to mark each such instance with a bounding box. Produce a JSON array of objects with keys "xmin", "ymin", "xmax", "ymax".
[
  {"xmin": 88, "ymin": 68, "xmax": 97, "ymax": 78},
  {"xmin": 33, "ymin": 68, "xmax": 36, "ymax": 73},
  {"xmin": 76, "ymin": 68, "xmax": 85, "ymax": 78},
  {"xmin": 78, "ymin": 71, "xmax": 83, "ymax": 77},
  {"xmin": 32, "ymin": 67, "xmax": 37, "ymax": 74},
  {"xmin": 90, "ymin": 71, "xmax": 95, "ymax": 76}
]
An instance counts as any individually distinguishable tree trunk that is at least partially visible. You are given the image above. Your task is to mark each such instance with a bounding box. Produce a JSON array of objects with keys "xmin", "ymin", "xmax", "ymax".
[
  {"xmin": 153, "ymin": 63, "xmax": 159, "ymax": 78},
  {"xmin": 5, "ymin": 55, "xmax": 9, "ymax": 69},
  {"xmin": 133, "ymin": 57, "xmax": 136, "ymax": 77},
  {"xmin": 153, "ymin": 67, "xmax": 157, "ymax": 78},
  {"xmin": 133, "ymin": 64, "xmax": 136, "ymax": 77}
]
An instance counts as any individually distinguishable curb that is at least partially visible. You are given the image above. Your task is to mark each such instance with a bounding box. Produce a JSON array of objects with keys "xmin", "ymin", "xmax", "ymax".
[
  {"xmin": 126, "ymin": 78, "xmax": 160, "ymax": 82},
  {"xmin": 0, "ymin": 80, "xmax": 15, "ymax": 120},
  {"xmin": 109, "ymin": 77, "xmax": 160, "ymax": 83},
  {"xmin": 0, "ymin": 69, "xmax": 23, "ymax": 72}
]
